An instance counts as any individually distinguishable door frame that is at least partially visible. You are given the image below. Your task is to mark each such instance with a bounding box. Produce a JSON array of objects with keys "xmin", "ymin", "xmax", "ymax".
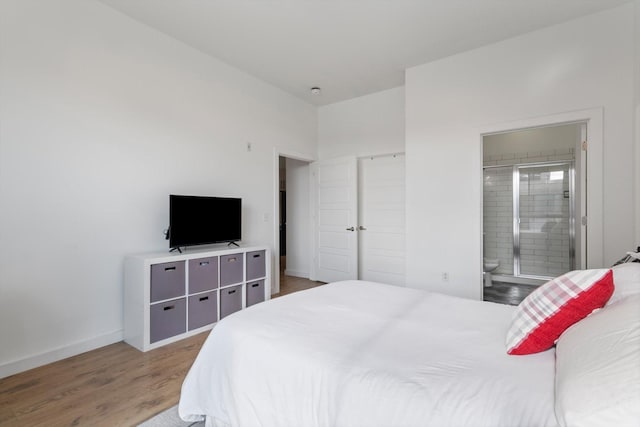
[
  {"xmin": 479, "ymin": 108, "xmax": 604, "ymax": 295},
  {"xmin": 272, "ymin": 148, "xmax": 315, "ymax": 295}
]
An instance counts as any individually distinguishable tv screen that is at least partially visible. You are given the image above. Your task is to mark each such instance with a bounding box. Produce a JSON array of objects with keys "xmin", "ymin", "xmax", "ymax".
[{"xmin": 169, "ymin": 195, "xmax": 241, "ymax": 248}]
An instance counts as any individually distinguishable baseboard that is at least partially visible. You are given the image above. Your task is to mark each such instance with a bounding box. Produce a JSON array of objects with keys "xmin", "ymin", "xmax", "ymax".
[
  {"xmin": 284, "ymin": 269, "xmax": 309, "ymax": 279},
  {"xmin": 0, "ymin": 329, "xmax": 123, "ymax": 379}
]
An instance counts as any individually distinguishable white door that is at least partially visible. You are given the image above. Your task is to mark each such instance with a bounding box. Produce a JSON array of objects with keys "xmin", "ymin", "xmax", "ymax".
[
  {"xmin": 310, "ymin": 157, "xmax": 358, "ymax": 283},
  {"xmin": 358, "ymin": 155, "xmax": 406, "ymax": 286}
]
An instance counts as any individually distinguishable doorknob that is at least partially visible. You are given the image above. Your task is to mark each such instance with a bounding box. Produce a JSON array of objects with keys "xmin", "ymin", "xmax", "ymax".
[
  {"xmin": 358, "ymin": 226, "xmax": 367, "ymax": 231},
  {"xmin": 346, "ymin": 227, "xmax": 355, "ymax": 231}
]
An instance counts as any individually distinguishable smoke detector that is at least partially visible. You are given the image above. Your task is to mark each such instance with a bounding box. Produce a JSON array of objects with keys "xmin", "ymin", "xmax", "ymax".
[{"xmin": 310, "ymin": 87, "xmax": 321, "ymax": 95}]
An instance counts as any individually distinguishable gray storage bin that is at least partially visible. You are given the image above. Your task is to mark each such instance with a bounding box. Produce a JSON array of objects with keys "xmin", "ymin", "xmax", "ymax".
[
  {"xmin": 150, "ymin": 261, "xmax": 186, "ymax": 302},
  {"xmin": 189, "ymin": 257, "xmax": 218, "ymax": 293},
  {"xmin": 220, "ymin": 253, "xmax": 243, "ymax": 286},
  {"xmin": 188, "ymin": 290, "xmax": 218, "ymax": 330},
  {"xmin": 220, "ymin": 285, "xmax": 243, "ymax": 319},
  {"xmin": 246, "ymin": 280, "xmax": 265, "ymax": 307},
  {"xmin": 150, "ymin": 298, "xmax": 186, "ymax": 343},
  {"xmin": 246, "ymin": 250, "xmax": 266, "ymax": 280}
]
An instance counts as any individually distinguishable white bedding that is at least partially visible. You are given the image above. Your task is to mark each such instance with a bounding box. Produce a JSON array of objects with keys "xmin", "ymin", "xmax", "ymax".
[{"xmin": 179, "ymin": 280, "xmax": 558, "ymax": 427}]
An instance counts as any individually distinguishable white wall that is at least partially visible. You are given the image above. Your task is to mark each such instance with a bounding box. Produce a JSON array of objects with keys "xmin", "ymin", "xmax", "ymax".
[
  {"xmin": 318, "ymin": 87, "xmax": 405, "ymax": 160},
  {"xmin": 406, "ymin": 4, "xmax": 636, "ymax": 299},
  {"xmin": 285, "ymin": 158, "xmax": 310, "ymax": 278},
  {"xmin": 0, "ymin": 0, "xmax": 316, "ymax": 377},
  {"xmin": 483, "ymin": 124, "xmax": 579, "ymax": 159},
  {"xmin": 636, "ymin": 0, "xmax": 640, "ymax": 246}
]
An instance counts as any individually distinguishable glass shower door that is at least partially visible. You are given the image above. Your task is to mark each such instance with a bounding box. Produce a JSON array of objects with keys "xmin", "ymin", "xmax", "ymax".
[
  {"xmin": 515, "ymin": 163, "xmax": 574, "ymax": 278},
  {"xmin": 483, "ymin": 167, "xmax": 514, "ymax": 276}
]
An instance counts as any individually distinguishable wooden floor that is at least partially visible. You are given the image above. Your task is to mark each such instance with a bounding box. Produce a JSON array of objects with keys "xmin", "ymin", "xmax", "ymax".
[
  {"xmin": 273, "ymin": 275, "xmax": 325, "ymax": 298},
  {"xmin": 0, "ymin": 273, "xmax": 324, "ymax": 427},
  {"xmin": 273, "ymin": 256, "xmax": 325, "ymax": 298},
  {"xmin": 0, "ymin": 269, "xmax": 533, "ymax": 427},
  {"xmin": 0, "ymin": 271, "xmax": 532, "ymax": 426}
]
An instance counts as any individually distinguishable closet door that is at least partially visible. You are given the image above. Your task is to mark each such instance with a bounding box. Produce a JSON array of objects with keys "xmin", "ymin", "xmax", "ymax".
[
  {"xmin": 310, "ymin": 157, "xmax": 358, "ymax": 283},
  {"xmin": 358, "ymin": 155, "xmax": 406, "ymax": 286},
  {"xmin": 310, "ymin": 155, "xmax": 406, "ymax": 285}
]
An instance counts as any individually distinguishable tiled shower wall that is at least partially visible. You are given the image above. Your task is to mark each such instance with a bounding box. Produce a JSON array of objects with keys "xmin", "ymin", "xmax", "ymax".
[
  {"xmin": 483, "ymin": 167, "xmax": 514, "ymax": 275},
  {"xmin": 483, "ymin": 148, "xmax": 574, "ymax": 278}
]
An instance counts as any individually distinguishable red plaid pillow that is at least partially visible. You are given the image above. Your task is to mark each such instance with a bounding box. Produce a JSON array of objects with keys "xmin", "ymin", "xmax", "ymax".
[{"xmin": 506, "ymin": 269, "xmax": 614, "ymax": 355}]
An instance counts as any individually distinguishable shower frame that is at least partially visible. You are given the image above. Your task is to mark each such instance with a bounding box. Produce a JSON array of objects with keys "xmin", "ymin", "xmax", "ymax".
[{"xmin": 484, "ymin": 160, "xmax": 576, "ymax": 281}]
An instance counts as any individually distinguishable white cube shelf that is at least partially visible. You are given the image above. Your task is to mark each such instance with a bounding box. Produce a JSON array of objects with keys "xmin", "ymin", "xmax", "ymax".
[{"xmin": 124, "ymin": 245, "xmax": 270, "ymax": 351}]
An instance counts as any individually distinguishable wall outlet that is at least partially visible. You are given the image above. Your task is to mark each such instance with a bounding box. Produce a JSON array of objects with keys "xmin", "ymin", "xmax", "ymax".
[{"xmin": 442, "ymin": 272, "xmax": 449, "ymax": 282}]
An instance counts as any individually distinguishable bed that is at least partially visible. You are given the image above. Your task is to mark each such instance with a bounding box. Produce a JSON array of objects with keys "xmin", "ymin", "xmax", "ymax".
[{"xmin": 179, "ymin": 265, "xmax": 640, "ymax": 427}]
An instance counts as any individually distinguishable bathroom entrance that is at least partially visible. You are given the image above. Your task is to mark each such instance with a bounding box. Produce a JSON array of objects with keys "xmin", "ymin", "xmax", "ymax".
[{"xmin": 482, "ymin": 122, "xmax": 585, "ymax": 303}]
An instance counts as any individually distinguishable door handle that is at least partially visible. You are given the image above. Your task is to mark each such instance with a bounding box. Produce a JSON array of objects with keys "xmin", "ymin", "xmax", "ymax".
[
  {"xmin": 358, "ymin": 226, "xmax": 367, "ymax": 231},
  {"xmin": 346, "ymin": 227, "xmax": 355, "ymax": 231}
]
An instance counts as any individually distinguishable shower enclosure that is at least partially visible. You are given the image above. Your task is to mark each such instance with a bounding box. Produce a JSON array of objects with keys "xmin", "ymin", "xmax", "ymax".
[{"xmin": 483, "ymin": 161, "xmax": 575, "ymax": 281}]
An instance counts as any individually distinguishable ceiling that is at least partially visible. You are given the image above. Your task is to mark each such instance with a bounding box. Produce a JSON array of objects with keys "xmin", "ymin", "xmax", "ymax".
[{"xmin": 98, "ymin": 0, "xmax": 630, "ymax": 106}]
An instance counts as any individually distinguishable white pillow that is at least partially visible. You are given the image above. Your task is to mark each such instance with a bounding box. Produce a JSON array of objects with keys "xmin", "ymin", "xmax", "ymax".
[
  {"xmin": 608, "ymin": 262, "xmax": 640, "ymax": 305},
  {"xmin": 555, "ymin": 294, "xmax": 640, "ymax": 427}
]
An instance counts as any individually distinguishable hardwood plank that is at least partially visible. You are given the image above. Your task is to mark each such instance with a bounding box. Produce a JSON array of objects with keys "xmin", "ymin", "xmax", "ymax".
[
  {"xmin": 0, "ymin": 334, "xmax": 207, "ymax": 426},
  {"xmin": 0, "ymin": 274, "xmax": 324, "ymax": 426},
  {"xmin": 274, "ymin": 272, "xmax": 325, "ymax": 297}
]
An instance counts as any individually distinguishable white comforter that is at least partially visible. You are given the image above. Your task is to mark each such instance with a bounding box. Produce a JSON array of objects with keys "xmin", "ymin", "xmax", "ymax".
[{"xmin": 179, "ymin": 280, "xmax": 558, "ymax": 427}]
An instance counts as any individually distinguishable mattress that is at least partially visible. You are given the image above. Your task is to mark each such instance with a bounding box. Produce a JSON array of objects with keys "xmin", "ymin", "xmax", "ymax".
[{"xmin": 179, "ymin": 280, "xmax": 558, "ymax": 427}]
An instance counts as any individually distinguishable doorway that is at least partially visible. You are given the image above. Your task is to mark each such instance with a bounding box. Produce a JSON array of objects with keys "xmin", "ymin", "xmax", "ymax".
[
  {"xmin": 273, "ymin": 152, "xmax": 314, "ymax": 295},
  {"xmin": 482, "ymin": 122, "xmax": 584, "ymax": 303}
]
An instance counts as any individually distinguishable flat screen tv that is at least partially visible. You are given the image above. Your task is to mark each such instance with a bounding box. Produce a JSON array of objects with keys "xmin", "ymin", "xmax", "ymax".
[{"xmin": 169, "ymin": 195, "xmax": 241, "ymax": 249}]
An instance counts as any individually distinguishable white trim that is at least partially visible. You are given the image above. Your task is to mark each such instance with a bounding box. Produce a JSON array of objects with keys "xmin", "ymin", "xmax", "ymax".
[
  {"xmin": 273, "ymin": 148, "xmax": 315, "ymax": 294},
  {"xmin": 356, "ymin": 151, "xmax": 405, "ymax": 160},
  {"xmin": 0, "ymin": 329, "xmax": 123, "ymax": 379},
  {"xmin": 478, "ymin": 108, "xmax": 605, "ymax": 287},
  {"xmin": 636, "ymin": 106, "xmax": 640, "ymax": 244},
  {"xmin": 635, "ymin": 0, "xmax": 640, "ymax": 246},
  {"xmin": 309, "ymin": 161, "xmax": 318, "ymax": 281},
  {"xmin": 579, "ymin": 122, "xmax": 588, "ymax": 269}
]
